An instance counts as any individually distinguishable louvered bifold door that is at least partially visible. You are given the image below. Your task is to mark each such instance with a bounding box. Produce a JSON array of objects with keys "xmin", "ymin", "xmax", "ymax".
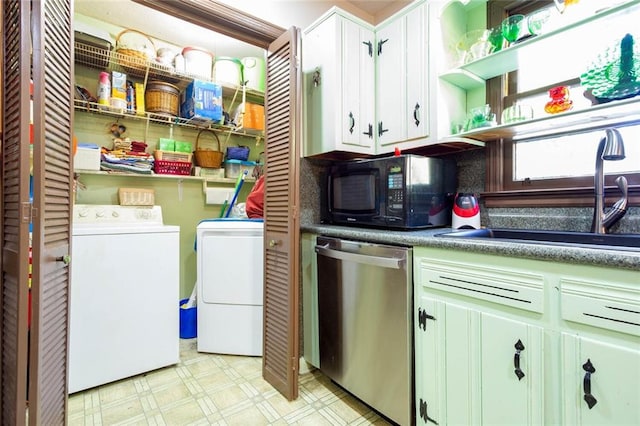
[
  {"xmin": 29, "ymin": 0, "xmax": 74, "ymax": 424},
  {"xmin": 1, "ymin": 1, "xmax": 32, "ymax": 424},
  {"xmin": 262, "ymin": 26, "xmax": 302, "ymax": 401}
]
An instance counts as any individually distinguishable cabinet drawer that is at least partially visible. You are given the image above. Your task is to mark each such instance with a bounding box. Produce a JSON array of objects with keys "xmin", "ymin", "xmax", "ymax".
[
  {"xmin": 561, "ymin": 278, "xmax": 640, "ymax": 337},
  {"xmin": 417, "ymin": 258, "xmax": 544, "ymax": 313}
]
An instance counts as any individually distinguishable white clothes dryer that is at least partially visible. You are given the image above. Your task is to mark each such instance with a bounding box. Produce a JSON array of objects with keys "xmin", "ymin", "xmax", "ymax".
[{"xmin": 196, "ymin": 219, "xmax": 264, "ymax": 356}]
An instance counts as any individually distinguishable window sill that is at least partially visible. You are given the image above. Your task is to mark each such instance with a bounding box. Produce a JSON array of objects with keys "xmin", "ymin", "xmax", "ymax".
[{"xmin": 482, "ymin": 186, "xmax": 640, "ymax": 208}]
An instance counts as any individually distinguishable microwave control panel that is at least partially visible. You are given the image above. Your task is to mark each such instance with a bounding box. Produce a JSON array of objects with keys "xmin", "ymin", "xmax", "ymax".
[{"xmin": 387, "ymin": 165, "xmax": 404, "ymax": 213}]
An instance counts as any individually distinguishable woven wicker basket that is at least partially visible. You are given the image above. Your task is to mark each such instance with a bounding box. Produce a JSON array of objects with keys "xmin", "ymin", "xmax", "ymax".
[
  {"xmin": 118, "ymin": 188, "xmax": 155, "ymax": 206},
  {"xmin": 115, "ymin": 29, "xmax": 156, "ymax": 72},
  {"xmin": 154, "ymin": 150, "xmax": 192, "ymax": 163},
  {"xmin": 145, "ymin": 81, "xmax": 179, "ymax": 116},
  {"xmin": 194, "ymin": 129, "xmax": 223, "ymax": 168}
]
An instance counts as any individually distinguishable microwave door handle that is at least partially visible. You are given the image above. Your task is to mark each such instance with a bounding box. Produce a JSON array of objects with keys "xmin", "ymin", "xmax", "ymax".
[{"xmin": 315, "ymin": 245, "xmax": 403, "ymax": 269}]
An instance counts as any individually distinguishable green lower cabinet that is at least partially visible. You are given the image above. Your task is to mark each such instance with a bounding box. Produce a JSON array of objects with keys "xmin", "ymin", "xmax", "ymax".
[
  {"xmin": 413, "ymin": 246, "xmax": 639, "ymax": 425},
  {"xmin": 415, "ymin": 297, "xmax": 544, "ymax": 425},
  {"xmin": 480, "ymin": 312, "xmax": 544, "ymax": 425},
  {"xmin": 562, "ymin": 334, "xmax": 640, "ymax": 425},
  {"xmin": 301, "ymin": 232, "xmax": 320, "ymax": 368}
]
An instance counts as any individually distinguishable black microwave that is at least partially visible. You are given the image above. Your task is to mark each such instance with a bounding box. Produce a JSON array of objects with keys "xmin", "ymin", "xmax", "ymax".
[{"xmin": 323, "ymin": 154, "xmax": 457, "ymax": 230}]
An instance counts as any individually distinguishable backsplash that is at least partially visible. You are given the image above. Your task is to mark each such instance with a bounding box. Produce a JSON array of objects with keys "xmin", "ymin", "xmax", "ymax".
[{"xmin": 300, "ymin": 150, "xmax": 639, "ymax": 234}]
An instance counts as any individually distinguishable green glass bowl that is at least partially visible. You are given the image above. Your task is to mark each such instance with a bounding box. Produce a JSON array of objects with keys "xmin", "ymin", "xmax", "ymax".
[{"xmin": 580, "ymin": 33, "xmax": 640, "ymax": 100}]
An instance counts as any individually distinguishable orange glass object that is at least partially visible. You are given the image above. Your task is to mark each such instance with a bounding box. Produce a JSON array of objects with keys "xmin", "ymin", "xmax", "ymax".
[{"xmin": 544, "ymin": 85, "xmax": 573, "ymax": 114}]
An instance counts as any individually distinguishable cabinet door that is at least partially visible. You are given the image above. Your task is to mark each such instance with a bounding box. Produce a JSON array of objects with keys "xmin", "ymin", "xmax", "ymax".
[
  {"xmin": 303, "ymin": 13, "xmax": 374, "ymax": 156},
  {"xmin": 342, "ymin": 18, "xmax": 375, "ymax": 148},
  {"xmin": 480, "ymin": 312, "xmax": 545, "ymax": 425},
  {"xmin": 302, "ymin": 15, "xmax": 340, "ymax": 157},
  {"xmin": 376, "ymin": 3, "xmax": 430, "ymax": 154},
  {"xmin": 375, "ymin": 18, "xmax": 406, "ymax": 149},
  {"xmin": 405, "ymin": 2, "xmax": 429, "ymax": 142},
  {"xmin": 415, "ymin": 297, "xmax": 481, "ymax": 425},
  {"xmin": 301, "ymin": 233, "xmax": 319, "ymax": 368},
  {"xmin": 562, "ymin": 333, "xmax": 640, "ymax": 425}
]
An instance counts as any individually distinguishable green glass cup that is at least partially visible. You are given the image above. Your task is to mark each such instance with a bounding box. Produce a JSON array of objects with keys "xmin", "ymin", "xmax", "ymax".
[
  {"xmin": 527, "ymin": 8, "xmax": 551, "ymax": 36},
  {"xmin": 487, "ymin": 26, "xmax": 504, "ymax": 53},
  {"xmin": 502, "ymin": 14, "xmax": 525, "ymax": 44}
]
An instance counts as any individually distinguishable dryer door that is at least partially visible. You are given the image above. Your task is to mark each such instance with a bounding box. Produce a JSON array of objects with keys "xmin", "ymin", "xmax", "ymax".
[{"xmin": 198, "ymin": 225, "xmax": 264, "ymax": 305}]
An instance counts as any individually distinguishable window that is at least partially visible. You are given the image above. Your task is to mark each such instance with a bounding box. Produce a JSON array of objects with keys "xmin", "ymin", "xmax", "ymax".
[
  {"xmin": 484, "ymin": 1, "xmax": 640, "ymax": 207},
  {"xmin": 513, "ymin": 124, "xmax": 640, "ymax": 181}
]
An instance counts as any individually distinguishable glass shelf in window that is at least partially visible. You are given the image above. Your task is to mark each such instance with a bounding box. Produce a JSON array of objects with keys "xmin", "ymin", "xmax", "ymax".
[
  {"xmin": 440, "ymin": 0, "xmax": 639, "ymax": 89},
  {"xmin": 438, "ymin": 68, "xmax": 484, "ymax": 90},
  {"xmin": 450, "ymin": 96, "xmax": 640, "ymax": 142}
]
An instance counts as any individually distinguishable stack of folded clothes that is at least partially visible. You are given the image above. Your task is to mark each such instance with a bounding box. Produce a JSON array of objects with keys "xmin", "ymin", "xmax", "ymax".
[
  {"xmin": 131, "ymin": 140, "xmax": 148, "ymax": 153},
  {"xmin": 100, "ymin": 147, "xmax": 154, "ymax": 174}
]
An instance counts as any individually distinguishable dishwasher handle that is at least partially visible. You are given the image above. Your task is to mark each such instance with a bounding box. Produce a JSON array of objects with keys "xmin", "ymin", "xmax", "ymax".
[{"xmin": 315, "ymin": 244, "xmax": 404, "ymax": 269}]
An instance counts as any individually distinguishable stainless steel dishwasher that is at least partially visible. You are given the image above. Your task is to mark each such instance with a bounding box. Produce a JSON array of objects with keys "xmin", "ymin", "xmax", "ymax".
[{"xmin": 315, "ymin": 236, "xmax": 413, "ymax": 426}]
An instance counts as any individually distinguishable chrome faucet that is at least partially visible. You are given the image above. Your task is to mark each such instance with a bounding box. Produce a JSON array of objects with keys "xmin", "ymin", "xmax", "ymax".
[{"xmin": 591, "ymin": 128, "xmax": 628, "ymax": 234}]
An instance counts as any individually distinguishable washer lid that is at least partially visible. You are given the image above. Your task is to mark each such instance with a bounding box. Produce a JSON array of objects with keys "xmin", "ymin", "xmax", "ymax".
[
  {"xmin": 72, "ymin": 224, "xmax": 179, "ymax": 236},
  {"xmin": 197, "ymin": 218, "xmax": 264, "ymax": 230}
]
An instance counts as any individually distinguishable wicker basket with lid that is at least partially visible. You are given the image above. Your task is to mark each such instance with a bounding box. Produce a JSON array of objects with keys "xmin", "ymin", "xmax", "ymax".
[{"xmin": 145, "ymin": 81, "xmax": 180, "ymax": 116}]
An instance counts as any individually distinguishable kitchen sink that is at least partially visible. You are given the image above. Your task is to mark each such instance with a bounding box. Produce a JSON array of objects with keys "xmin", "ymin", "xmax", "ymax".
[{"xmin": 435, "ymin": 228, "xmax": 640, "ymax": 251}]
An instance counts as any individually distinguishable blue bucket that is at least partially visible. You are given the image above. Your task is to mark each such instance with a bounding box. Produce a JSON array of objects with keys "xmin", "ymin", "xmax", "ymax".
[{"xmin": 179, "ymin": 298, "xmax": 197, "ymax": 339}]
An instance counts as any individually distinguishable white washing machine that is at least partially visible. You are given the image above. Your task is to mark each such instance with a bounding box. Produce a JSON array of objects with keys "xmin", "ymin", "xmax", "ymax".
[
  {"xmin": 196, "ymin": 219, "xmax": 264, "ymax": 356},
  {"xmin": 69, "ymin": 204, "xmax": 180, "ymax": 393}
]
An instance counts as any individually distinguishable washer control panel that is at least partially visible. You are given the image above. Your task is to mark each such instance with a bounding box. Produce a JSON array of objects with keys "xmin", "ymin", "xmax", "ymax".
[{"xmin": 73, "ymin": 205, "xmax": 164, "ymax": 225}]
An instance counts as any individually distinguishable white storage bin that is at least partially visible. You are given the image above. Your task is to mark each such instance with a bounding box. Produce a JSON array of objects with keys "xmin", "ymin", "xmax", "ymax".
[{"xmin": 74, "ymin": 146, "xmax": 101, "ymax": 171}]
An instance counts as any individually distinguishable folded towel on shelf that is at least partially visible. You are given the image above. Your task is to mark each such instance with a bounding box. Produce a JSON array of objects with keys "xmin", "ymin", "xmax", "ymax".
[
  {"xmin": 100, "ymin": 161, "xmax": 153, "ymax": 174},
  {"xmin": 100, "ymin": 148, "xmax": 154, "ymax": 174}
]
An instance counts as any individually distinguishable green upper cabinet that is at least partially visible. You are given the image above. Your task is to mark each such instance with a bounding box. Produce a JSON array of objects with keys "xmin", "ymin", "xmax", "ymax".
[
  {"xmin": 302, "ymin": 0, "xmax": 451, "ymax": 158},
  {"xmin": 302, "ymin": 8, "xmax": 375, "ymax": 157},
  {"xmin": 376, "ymin": 1, "xmax": 431, "ymax": 153}
]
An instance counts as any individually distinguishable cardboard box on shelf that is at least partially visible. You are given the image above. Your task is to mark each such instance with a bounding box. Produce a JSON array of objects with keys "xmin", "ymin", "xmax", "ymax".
[
  {"xmin": 158, "ymin": 138, "xmax": 175, "ymax": 151},
  {"xmin": 111, "ymin": 71, "xmax": 127, "ymax": 100},
  {"xmin": 234, "ymin": 102, "xmax": 264, "ymax": 131},
  {"xmin": 174, "ymin": 140, "xmax": 192, "ymax": 153},
  {"xmin": 135, "ymin": 82, "xmax": 145, "ymax": 115},
  {"xmin": 180, "ymin": 79, "xmax": 222, "ymax": 123}
]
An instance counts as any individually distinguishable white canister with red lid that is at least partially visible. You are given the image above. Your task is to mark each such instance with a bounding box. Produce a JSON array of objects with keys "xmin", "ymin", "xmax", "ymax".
[{"xmin": 182, "ymin": 47, "xmax": 214, "ymax": 79}]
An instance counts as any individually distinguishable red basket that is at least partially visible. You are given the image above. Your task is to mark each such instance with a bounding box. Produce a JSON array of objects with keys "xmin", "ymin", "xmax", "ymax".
[{"xmin": 154, "ymin": 160, "xmax": 192, "ymax": 175}]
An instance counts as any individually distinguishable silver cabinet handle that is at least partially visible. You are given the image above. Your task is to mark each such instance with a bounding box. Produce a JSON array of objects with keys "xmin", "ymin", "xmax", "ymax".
[{"xmin": 315, "ymin": 245, "xmax": 403, "ymax": 269}]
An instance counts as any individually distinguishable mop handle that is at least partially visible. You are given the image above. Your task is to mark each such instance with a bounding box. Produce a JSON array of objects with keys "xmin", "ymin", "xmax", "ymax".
[{"xmin": 225, "ymin": 170, "xmax": 248, "ymax": 218}]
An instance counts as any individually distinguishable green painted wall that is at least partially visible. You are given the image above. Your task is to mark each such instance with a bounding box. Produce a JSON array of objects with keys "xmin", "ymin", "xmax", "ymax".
[
  {"xmin": 75, "ymin": 173, "xmax": 255, "ymax": 298},
  {"xmin": 74, "ymin": 65, "xmax": 263, "ymax": 298}
]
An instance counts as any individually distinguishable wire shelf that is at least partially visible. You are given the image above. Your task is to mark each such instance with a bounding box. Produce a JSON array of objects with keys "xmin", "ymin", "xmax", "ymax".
[
  {"xmin": 74, "ymin": 41, "xmax": 265, "ymax": 103},
  {"xmin": 73, "ymin": 99, "xmax": 263, "ymax": 139}
]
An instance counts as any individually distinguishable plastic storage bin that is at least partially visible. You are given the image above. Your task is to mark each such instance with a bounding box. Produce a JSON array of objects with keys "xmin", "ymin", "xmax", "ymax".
[
  {"xmin": 224, "ymin": 160, "xmax": 257, "ymax": 179},
  {"xmin": 179, "ymin": 298, "xmax": 197, "ymax": 339},
  {"xmin": 73, "ymin": 145, "xmax": 101, "ymax": 170}
]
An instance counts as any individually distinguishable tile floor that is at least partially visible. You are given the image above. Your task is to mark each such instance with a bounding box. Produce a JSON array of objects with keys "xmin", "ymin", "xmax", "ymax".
[{"xmin": 68, "ymin": 338, "xmax": 392, "ymax": 425}]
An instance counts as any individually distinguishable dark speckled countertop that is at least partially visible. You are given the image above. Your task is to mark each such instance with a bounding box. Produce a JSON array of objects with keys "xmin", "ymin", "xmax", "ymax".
[{"xmin": 301, "ymin": 224, "xmax": 640, "ymax": 271}]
